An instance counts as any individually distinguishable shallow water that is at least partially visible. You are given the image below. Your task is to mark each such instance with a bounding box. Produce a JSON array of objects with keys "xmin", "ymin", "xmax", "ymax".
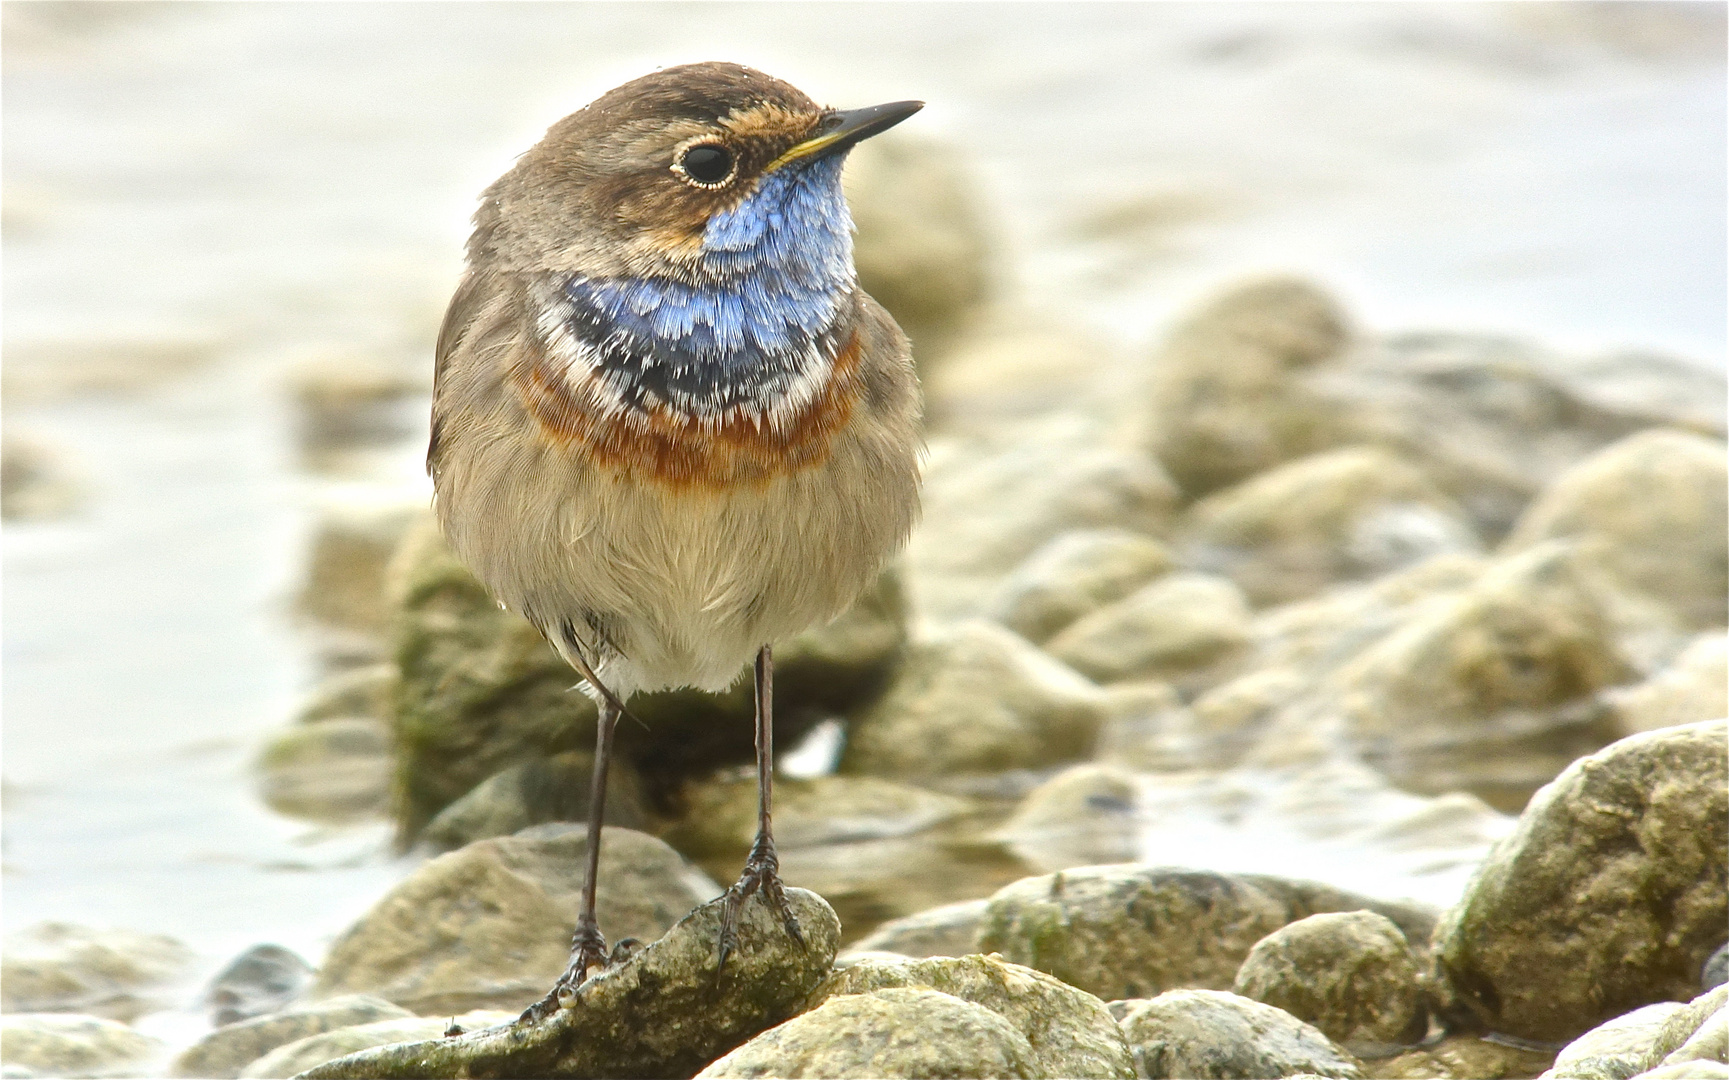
[{"xmin": 3, "ymin": 0, "xmax": 1724, "ymax": 1028}]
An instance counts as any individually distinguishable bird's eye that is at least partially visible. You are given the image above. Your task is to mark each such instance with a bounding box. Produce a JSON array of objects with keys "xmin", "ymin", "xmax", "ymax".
[{"xmin": 675, "ymin": 143, "xmax": 735, "ymax": 188}]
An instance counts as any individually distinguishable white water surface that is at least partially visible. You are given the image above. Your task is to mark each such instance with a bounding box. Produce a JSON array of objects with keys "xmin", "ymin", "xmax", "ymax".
[{"xmin": 3, "ymin": 0, "xmax": 1723, "ymax": 1019}]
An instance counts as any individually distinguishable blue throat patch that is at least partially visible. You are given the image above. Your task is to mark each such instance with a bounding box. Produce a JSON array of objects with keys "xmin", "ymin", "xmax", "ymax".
[{"xmin": 562, "ymin": 154, "xmax": 856, "ymax": 417}]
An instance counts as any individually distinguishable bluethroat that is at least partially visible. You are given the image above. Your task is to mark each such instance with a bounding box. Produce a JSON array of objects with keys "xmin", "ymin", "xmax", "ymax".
[{"xmin": 428, "ymin": 63, "xmax": 923, "ymax": 1016}]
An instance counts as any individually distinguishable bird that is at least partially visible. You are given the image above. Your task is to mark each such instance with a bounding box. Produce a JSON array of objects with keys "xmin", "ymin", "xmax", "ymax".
[{"xmin": 427, "ymin": 62, "xmax": 924, "ymax": 1018}]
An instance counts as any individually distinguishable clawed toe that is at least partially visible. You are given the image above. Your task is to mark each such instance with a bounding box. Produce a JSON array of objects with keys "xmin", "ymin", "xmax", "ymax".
[
  {"xmin": 715, "ymin": 851, "xmax": 804, "ymax": 977},
  {"xmin": 518, "ymin": 923, "xmax": 612, "ymax": 1023}
]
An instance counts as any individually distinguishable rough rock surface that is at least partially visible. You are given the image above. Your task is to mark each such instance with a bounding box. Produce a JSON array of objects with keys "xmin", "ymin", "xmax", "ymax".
[
  {"xmin": 1, "ymin": 922, "xmax": 195, "ymax": 1023},
  {"xmin": 202, "ymin": 943, "xmax": 317, "ymax": 1027},
  {"xmin": 1143, "ymin": 276, "xmax": 1350, "ymax": 498},
  {"xmin": 807, "ymin": 953, "xmax": 1136, "ymax": 1079},
  {"xmin": 907, "ymin": 414, "xmax": 1177, "ymax": 619},
  {"xmin": 842, "ymin": 620, "xmax": 1108, "ymax": 778},
  {"xmin": 1232, "ymin": 910, "xmax": 1427, "ymax": 1050},
  {"xmin": 1116, "ymin": 989, "xmax": 1361, "ymax": 1079},
  {"xmin": 976, "ymin": 864, "xmax": 1435, "ymax": 1002},
  {"xmin": 299, "ymin": 889, "xmax": 840, "ymax": 1080},
  {"xmin": 237, "ymin": 1010, "xmax": 512, "ymax": 1079},
  {"xmin": 1316, "ymin": 541, "xmax": 1631, "ymax": 810},
  {"xmin": 1503, "ymin": 428, "xmax": 1728, "ymax": 631},
  {"xmin": 170, "ymin": 995, "xmax": 412, "ymax": 1079},
  {"xmin": 1377, "ymin": 1033, "xmax": 1556, "ymax": 1079},
  {"xmin": 296, "ymin": 496, "xmax": 424, "ymax": 636},
  {"xmin": 1540, "ymin": 1001, "xmax": 1684, "ymax": 1080},
  {"xmin": 844, "ymin": 899, "xmax": 991, "ymax": 959},
  {"xmin": 0, "ymin": 1013, "xmax": 166, "ymax": 1079},
  {"xmin": 419, "ymin": 751, "xmax": 652, "ymax": 853},
  {"xmin": 698, "ymin": 987, "xmax": 1038, "ymax": 1079},
  {"xmin": 256, "ymin": 718, "xmax": 392, "ymax": 823},
  {"xmin": 1179, "ymin": 446, "xmax": 1478, "ymax": 607},
  {"xmin": 312, "ymin": 825, "xmax": 720, "ymax": 1016},
  {"xmin": 1434, "ymin": 720, "xmax": 1729, "ymax": 1043},
  {"xmin": 1045, "ymin": 572, "xmax": 1253, "ymax": 686},
  {"xmin": 1604, "ymin": 631, "xmax": 1729, "ymax": 738},
  {"xmin": 985, "ymin": 528, "xmax": 1174, "ymax": 644},
  {"xmin": 388, "ymin": 513, "xmax": 907, "ymax": 841}
]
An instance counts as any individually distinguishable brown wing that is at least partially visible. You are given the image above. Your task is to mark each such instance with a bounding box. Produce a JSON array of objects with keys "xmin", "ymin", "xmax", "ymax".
[{"xmin": 428, "ymin": 270, "xmax": 495, "ymax": 479}]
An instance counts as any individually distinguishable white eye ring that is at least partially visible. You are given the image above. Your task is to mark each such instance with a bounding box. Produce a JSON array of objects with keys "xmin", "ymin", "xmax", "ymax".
[{"xmin": 671, "ymin": 140, "xmax": 737, "ymax": 189}]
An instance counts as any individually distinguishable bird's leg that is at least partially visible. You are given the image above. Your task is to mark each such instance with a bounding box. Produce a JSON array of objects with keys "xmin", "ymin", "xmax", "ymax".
[
  {"xmin": 521, "ymin": 696, "xmax": 620, "ymax": 1021},
  {"xmin": 717, "ymin": 645, "xmax": 805, "ymax": 974}
]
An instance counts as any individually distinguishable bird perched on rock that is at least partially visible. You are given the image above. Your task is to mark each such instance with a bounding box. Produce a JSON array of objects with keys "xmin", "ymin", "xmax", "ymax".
[{"xmin": 428, "ymin": 62, "xmax": 923, "ymax": 1016}]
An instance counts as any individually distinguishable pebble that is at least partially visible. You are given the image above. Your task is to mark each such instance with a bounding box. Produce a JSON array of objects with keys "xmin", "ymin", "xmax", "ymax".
[
  {"xmin": 202, "ymin": 944, "xmax": 316, "ymax": 1028},
  {"xmin": 1116, "ymin": 989, "xmax": 1362, "ymax": 1079},
  {"xmin": 0, "ymin": 1014, "xmax": 167, "ymax": 1080},
  {"xmin": 985, "ymin": 528, "xmax": 1174, "ymax": 644},
  {"xmin": 0, "ymin": 922, "xmax": 195, "ymax": 1024},
  {"xmin": 1232, "ymin": 910, "xmax": 1428, "ymax": 1050},
  {"xmin": 1044, "ymin": 572, "xmax": 1253, "ymax": 687}
]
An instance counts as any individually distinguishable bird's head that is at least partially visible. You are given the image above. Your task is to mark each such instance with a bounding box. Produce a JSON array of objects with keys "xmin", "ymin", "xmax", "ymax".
[{"xmin": 470, "ymin": 62, "xmax": 922, "ymax": 283}]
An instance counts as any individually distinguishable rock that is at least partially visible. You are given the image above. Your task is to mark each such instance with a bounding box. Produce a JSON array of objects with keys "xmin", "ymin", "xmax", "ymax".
[
  {"xmin": 1178, "ymin": 667, "xmax": 1312, "ymax": 769},
  {"xmin": 1503, "ymin": 429, "xmax": 1727, "ymax": 631},
  {"xmin": 1540, "ymin": 1001, "xmax": 1685, "ymax": 1080},
  {"xmin": 845, "ymin": 132, "xmax": 993, "ymax": 366},
  {"xmin": 844, "ymin": 899, "xmax": 990, "ymax": 959},
  {"xmin": 1044, "ymin": 572, "xmax": 1252, "ymax": 686},
  {"xmin": 297, "ymin": 496, "xmax": 426, "ymax": 636},
  {"xmin": 1116, "ymin": 989, "xmax": 1362, "ymax": 1079},
  {"xmin": 1651, "ymin": 1002, "xmax": 1726, "ymax": 1074},
  {"xmin": 0, "ymin": 1014, "xmax": 166, "ymax": 1079},
  {"xmin": 922, "ymin": 315, "xmax": 1127, "ymax": 429},
  {"xmin": 1632, "ymin": 1063, "xmax": 1729, "ymax": 1079},
  {"xmin": 993, "ymin": 764, "xmax": 1141, "ymax": 872},
  {"xmin": 841, "ymin": 620, "xmax": 1108, "ymax": 779},
  {"xmin": 313, "ymin": 825, "xmax": 721, "ymax": 1016},
  {"xmin": 1179, "ymin": 447, "xmax": 1480, "ymax": 607},
  {"xmin": 237, "ymin": 1010, "xmax": 512, "ymax": 1079},
  {"xmin": 0, "ymin": 432, "xmax": 84, "ymax": 521},
  {"xmin": 977, "ymin": 864, "xmax": 1436, "ymax": 1003},
  {"xmin": 1377, "ymin": 1033, "xmax": 1556, "ymax": 1078},
  {"xmin": 388, "ymin": 512, "xmax": 908, "ymax": 841},
  {"xmin": 255, "ymin": 718, "xmax": 392, "ymax": 823},
  {"xmin": 1143, "ymin": 276, "xmax": 1351, "ymax": 498},
  {"xmin": 420, "ymin": 751, "xmax": 651, "ymax": 853},
  {"xmin": 663, "ymin": 772, "xmax": 1002, "ymax": 939},
  {"xmin": 1647, "ymin": 984, "xmax": 1729, "ymax": 1073},
  {"xmin": 287, "ymin": 351, "xmax": 426, "ymax": 471},
  {"xmin": 170, "ymin": 995, "xmax": 412, "ymax": 1079},
  {"xmin": 698, "ymin": 987, "xmax": 1038, "ymax": 1079},
  {"xmin": 1294, "ymin": 333, "xmax": 1717, "ymax": 542},
  {"xmin": 1548, "ymin": 349, "xmax": 1726, "ymax": 440},
  {"xmin": 1434, "ymin": 720, "xmax": 1728, "ymax": 1044},
  {"xmin": 806, "ymin": 953, "xmax": 1136, "ymax": 1079},
  {"xmin": 907, "ymin": 413, "xmax": 1178, "ymax": 620},
  {"xmin": 1092, "ymin": 681, "xmax": 1200, "ymax": 771},
  {"xmin": 1706, "ymin": 946, "xmax": 1729, "ymax": 992},
  {"xmin": 293, "ymin": 665, "xmax": 397, "ymax": 726},
  {"xmin": 1299, "ymin": 541, "xmax": 1631, "ymax": 811},
  {"xmin": 1232, "ymin": 911, "xmax": 1427, "ymax": 1051},
  {"xmin": 298, "ymin": 889, "xmax": 839, "ymax": 1080},
  {"xmin": 203, "ymin": 944, "xmax": 316, "ymax": 1027},
  {"xmin": 0, "ymin": 922, "xmax": 195, "ymax": 1023},
  {"xmin": 984, "ymin": 529, "xmax": 1175, "ymax": 644},
  {"xmin": 1605, "ymin": 631, "xmax": 1729, "ymax": 738}
]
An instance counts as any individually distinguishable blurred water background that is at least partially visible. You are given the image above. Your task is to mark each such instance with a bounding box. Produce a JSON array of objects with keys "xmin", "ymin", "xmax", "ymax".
[{"xmin": 3, "ymin": 0, "xmax": 1724, "ymax": 1034}]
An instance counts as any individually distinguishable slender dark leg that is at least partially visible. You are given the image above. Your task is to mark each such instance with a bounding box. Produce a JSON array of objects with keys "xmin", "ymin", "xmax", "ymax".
[
  {"xmin": 522, "ymin": 697, "xmax": 620, "ymax": 1020},
  {"xmin": 716, "ymin": 645, "xmax": 805, "ymax": 973}
]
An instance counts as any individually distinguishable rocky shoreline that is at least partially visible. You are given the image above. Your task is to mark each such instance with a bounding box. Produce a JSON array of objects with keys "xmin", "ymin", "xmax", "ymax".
[{"xmin": 4, "ymin": 120, "xmax": 1726, "ymax": 1080}]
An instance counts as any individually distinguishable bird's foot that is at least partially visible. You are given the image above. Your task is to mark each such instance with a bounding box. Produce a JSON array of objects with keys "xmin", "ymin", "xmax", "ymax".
[
  {"xmin": 716, "ymin": 838, "xmax": 805, "ymax": 976},
  {"xmin": 518, "ymin": 923, "xmax": 641, "ymax": 1023}
]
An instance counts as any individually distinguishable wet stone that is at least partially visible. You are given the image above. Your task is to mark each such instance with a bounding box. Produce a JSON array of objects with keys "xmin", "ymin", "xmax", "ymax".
[
  {"xmin": 170, "ymin": 994, "xmax": 412, "ymax": 1079},
  {"xmin": 985, "ymin": 528, "xmax": 1175, "ymax": 644},
  {"xmin": 1434, "ymin": 720, "xmax": 1728, "ymax": 1044},
  {"xmin": 0, "ymin": 1014, "xmax": 167, "ymax": 1080},
  {"xmin": 843, "ymin": 898, "xmax": 991, "ymax": 960},
  {"xmin": 203, "ymin": 944, "xmax": 316, "ymax": 1028},
  {"xmin": 842, "ymin": 619, "xmax": 1108, "ymax": 779},
  {"xmin": 977, "ymin": 864, "xmax": 1436, "ymax": 1003},
  {"xmin": 298, "ymin": 888, "xmax": 840, "ymax": 1080},
  {"xmin": 1603, "ymin": 630, "xmax": 1728, "ymax": 739},
  {"xmin": 698, "ymin": 987, "xmax": 1038, "ymax": 1080},
  {"xmin": 1117, "ymin": 989, "xmax": 1362, "ymax": 1079},
  {"xmin": 1044, "ymin": 572, "xmax": 1253, "ymax": 687},
  {"xmin": 1539, "ymin": 1001, "xmax": 1684, "ymax": 1080},
  {"xmin": 1377, "ymin": 1033, "xmax": 1556, "ymax": 1079},
  {"xmin": 806, "ymin": 953, "xmax": 1136, "ymax": 1079},
  {"xmin": 992, "ymin": 763, "xmax": 1141, "ymax": 872},
  {"xmin": 0, "ymin": 922, "xmax": 195, "ymax": 1023},
  {"xmin": 255, "ymin": 718, "xmax": 392, "ymax": 824},
  {"xmin": 1232, "ymin": 911, "xmax": 1428, "ymax": 1051},
  {"xmin": 313, "ymin": 825, "xmax": 720, "ymax": 1016},
  {"xmin": 420, "ymin": 751, "xmax": 652, "ymax": 853},
  {"xmin": 237, "ymin": 1010, "xmax": 512, "ymax": 1079}
]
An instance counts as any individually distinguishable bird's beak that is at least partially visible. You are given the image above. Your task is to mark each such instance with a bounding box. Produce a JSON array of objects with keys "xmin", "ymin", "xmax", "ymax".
[{"xmin": 766, "ymin": 100, "xmax": 925, "ymax": 171}]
